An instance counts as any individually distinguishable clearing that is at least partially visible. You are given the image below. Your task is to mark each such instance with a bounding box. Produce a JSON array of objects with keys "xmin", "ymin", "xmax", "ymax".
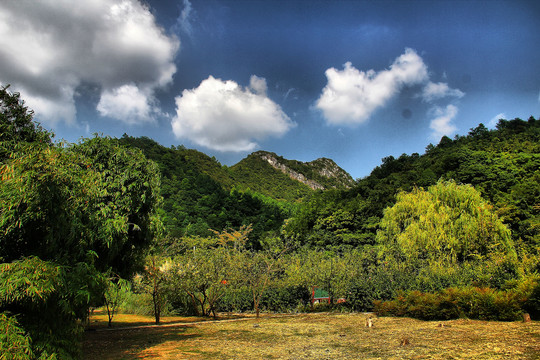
[{"xmin": 83, "ymin": 312, "xmax": 540, "ymax": 359}]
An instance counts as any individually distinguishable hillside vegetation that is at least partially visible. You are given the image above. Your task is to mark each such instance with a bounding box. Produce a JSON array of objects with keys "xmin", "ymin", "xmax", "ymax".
[
  {"xmin": 285, "ymin": 118, "xmax": 540, "ymax": 252},
  {"xmin": 2, "ymin": 83, "xmax": 539, "ymax": 360},
  {"xmin": 118, "ymin": 136, "xmax": 356, "ymax": 242}
]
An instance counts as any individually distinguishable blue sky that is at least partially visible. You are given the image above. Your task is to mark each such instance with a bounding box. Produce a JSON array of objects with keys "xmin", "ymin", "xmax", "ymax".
[{"xmin": 1, "ymin": 0, "xmax": 539, "ymax": 178}]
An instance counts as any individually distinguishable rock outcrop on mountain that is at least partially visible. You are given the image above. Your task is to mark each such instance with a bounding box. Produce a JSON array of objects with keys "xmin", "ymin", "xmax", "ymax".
[{"xmin": 255, "ymin": 151, "xmax": 355, "ymax": 190}]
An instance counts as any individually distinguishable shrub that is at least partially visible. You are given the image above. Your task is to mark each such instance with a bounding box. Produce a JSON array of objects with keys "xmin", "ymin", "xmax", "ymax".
[
  {"xmin": 217, "ymin": 287, "xmax": 253, "ymax": 313},
  {"xmin": 120, "ymin": 290, "xmax": 174, "ymax": 317},
  {"xmin": 522, "ymin": 279, "xmax": 540, "ymax": 320},
  {"xmin": 375, "ymin": 286, "xmax": 526, "ymax": 321},
  {"xmin": 168, "ymin": 290, "xmax": 199, "ymax": 316},
  {"xmin": 262, "ymin": 285, "xmax": 311, "ymax": 313}
]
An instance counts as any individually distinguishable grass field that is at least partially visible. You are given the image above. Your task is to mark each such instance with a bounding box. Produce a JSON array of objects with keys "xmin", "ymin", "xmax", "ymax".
[{"xmin": 83, "ymin": 312, "xmax": 540, "ymax": 359}]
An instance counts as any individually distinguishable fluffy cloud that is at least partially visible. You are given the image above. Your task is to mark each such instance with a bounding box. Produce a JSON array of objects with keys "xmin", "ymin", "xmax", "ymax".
[
  {"xmin": 316, "ymin": 48, "xmax": 465, "ymax": 139},
  {"xmin": 172, "ymin": 76, "xmax": 294, "ymax": 152},
  {"xmin": 0, "ymin": 0, "xmax": 179, "ymax": 124},
  {"xmin": 429, "ymin": 104, "xmax": 458, "ymax": 140},
  {"xmin": 316, "ymin": 48, "xmax": 428, "ymax": 125},
  {"xmin": 97, "ymin": 84, "xmax": 157, "ymax": 124},
  {"xmin": 421, "ymin": 82, "xmax": 464, "ymax": 102}
]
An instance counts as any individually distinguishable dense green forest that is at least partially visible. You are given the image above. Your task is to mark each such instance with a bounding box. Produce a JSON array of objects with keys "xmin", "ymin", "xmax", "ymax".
[
  {"xmin": 285, "ymin": 119, "xmax": 540, "ymax": 252},
  {"xmin": 117, "ymin": 136, "xmax": 293, "ymax": 246},
  {"xmin": 1, "ymin": 84, "xmax": 539, "ymax": 360}
]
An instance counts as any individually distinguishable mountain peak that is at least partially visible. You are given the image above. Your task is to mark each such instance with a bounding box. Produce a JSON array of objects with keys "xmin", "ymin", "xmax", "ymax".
[{"xmin": 252, "ymin": 151, "xmax": 355, "ymax": 190}]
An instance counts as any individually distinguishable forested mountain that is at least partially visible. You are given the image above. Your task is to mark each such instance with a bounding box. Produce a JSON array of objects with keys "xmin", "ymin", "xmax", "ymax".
[
  {"xmin": 119, "ymin": 117, "xmax": 538, "ymax": 254},
  {"xmin": 117, "ymin": 136, "xmax": 284, "ymax": 244},
  {"xmin": 284, "ymin": 117, "xmax": 540, "ymax": 254},
  {"xmin": 230, "ymin": 151, "xmax": 355, "ymax": 202},
  {"xmin": 117, "ymin": 136, "xmax": 353, "ymax": 244}
]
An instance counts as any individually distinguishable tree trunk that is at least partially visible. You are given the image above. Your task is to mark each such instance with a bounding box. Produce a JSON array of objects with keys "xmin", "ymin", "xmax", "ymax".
[
  {"xmin": 106, "ymin": 303, "xmax": 113, "ymax": 328},
  {"xmin": 153, "ymin": 291, "xmax": 160, "ymax": 324},
  {"xmin": 254, "ymin": 293, "xmax": 261, "ymax": 318}
]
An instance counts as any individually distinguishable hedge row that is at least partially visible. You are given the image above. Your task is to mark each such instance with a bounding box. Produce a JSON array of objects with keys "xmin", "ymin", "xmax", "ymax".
[{"xmin": 374, "ymin": 279, "xmax": 540, "ymax": 321}]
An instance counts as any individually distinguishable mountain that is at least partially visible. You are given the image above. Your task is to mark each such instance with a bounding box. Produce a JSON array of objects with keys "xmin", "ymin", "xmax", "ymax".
[
  {"xmin": 117, "ymin": 135, "xmax": 354, "ymax": 242},
  {"xmin": 230, "ymin": 151, "xmax": 355, "ymax": 202}
]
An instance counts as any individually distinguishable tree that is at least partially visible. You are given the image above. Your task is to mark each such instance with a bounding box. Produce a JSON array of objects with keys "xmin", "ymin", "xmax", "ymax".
[
  {"xmin": 233, "ymin": 251, "xmax": 281, "ymax": 318},
  {"xmin": 170, "ymin": 227, "xmax": 253, "ymax": 318},
  {"xmin": 0, "ymin": 85, "xmax": 51, "ymax": 160},
  {"xmin": 173, "ymin": 246, "xmax": 230, "ymax": 318},
  {"xmin": 378, "ymin": 181, "xmax": 515, "ymax": 262},
  {"xmin": 377, "ymin": 180, "xmax": 518, "ymax": 290},
  {"xmin": 134, "ymin": 255, "xmax": 171, "ymax": 324},
  {"xmin": 103, "ymin": 274, "xmax": 131, "ymax": 328},
  {"xmin": 0, "ymin": 91, "xmax": 161, "ymax": 357},
  {"xmin": 69, "ymin": 136, "xmax": 163, "ymax": 277},
  {"xmin": 0, "ymin": 256, "xmax": 102, "ymax": 359}
]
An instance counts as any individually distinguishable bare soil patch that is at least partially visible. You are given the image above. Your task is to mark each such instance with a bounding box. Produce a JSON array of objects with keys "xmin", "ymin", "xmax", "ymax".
[{"xmin": 83, "ymin": 312, "xmax": 540, "ymax": 359}]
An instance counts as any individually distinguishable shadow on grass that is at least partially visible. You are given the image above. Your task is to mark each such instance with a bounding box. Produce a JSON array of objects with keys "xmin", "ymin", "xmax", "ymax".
[{"xmin": 83, "ymin": 325, "xmax": 201, "ymax": 360}]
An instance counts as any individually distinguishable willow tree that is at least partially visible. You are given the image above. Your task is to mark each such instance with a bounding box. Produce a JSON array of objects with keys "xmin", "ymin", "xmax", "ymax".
[{"xmin": 377, "ymin": 180, "xmax": 517, "ymax": 291}]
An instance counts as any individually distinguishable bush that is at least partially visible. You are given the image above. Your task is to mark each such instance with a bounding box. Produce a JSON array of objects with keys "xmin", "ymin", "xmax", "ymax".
[
  {"xmin": 121, "ymin": 291, "xmax": 153, "ymax": 316},
  {"xmin": 168, "ymin": 290, "xmax": 199, "ymax": 316},
  {"xmin": 261, "ymin": 285, "xmax": 311, "ymax": 313},
  {"xmin": 217, "ymin": 287, "xmax": 253, "ymax": 313},
  {"xmin": 521, "ymin": 278, "xmax": 540, "ymax": 320},
  {"xmin": 121, "ymin": 290, "xmax": 174, "ymax": 317},
  {"xmin": 374, "ymin": 286, "xmax": 526, "ymax": 321},
  {"xmin": 346, "ymin": 266, "xmax": 410, "ymax": 312}
]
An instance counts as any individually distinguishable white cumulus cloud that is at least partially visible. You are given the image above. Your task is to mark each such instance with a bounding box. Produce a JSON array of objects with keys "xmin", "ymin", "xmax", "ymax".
[
  {"xmin": 316, "ymin": 48, "xmax": 429, "ymax": 125},
  {"xmin": 421, "ymin": 82, "xmax": 464, "ymax": 102},
  {"xmin": 429, "ymin": 104, "xmax": 459, "ymax": 140},
  {"xmin": 0, "ymin": 0, "xmax": 179, "ymax": 124},
  {"xmin": 172, "ymin": 75, "xmax": 295, "ymax": 152},
  {"xmin": 97, "ymin": 84, "xmax": 157, "ymax": 124}
]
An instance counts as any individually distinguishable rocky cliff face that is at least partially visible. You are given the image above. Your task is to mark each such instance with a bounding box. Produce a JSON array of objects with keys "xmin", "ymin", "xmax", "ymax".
[{"xmin": 255, "ymin": 151, "xmax": 355, "ymax": 190}]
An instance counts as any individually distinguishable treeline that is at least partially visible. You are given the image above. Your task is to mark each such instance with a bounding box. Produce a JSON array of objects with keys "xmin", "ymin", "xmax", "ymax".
[
  {"xmin": 120, "ymin": 181, "xmax": 539, "ymax": 325},
  {"xmin": 285, "ymin": 118, "xmax": 540, "ymax": 253}
]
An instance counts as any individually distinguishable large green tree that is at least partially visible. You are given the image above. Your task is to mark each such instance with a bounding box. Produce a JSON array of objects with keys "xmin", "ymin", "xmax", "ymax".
[
  {"xmin": 376, "ymin": 180, "xmax": 518, "ymax": 291},
  {"xmin": 0, "ymin": 85, "xmax": 51, "ymax": 160},
  {"xmin": 0, "ymin": 87, "xmax": 162, "ymax": 358}
]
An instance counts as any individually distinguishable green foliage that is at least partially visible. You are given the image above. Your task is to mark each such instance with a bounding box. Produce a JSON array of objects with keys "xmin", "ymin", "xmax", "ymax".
[
  {"xmin": 283, "ymin": 190, "xmax": 379, "ymax": 249},
  {"xmin": 374, "ymin": 286, "xmax": 527, "ymax": 321},
  {"xmin": 0, "ymin": 312, "xmax": 57, "ymax": 360},
  {"xmin": 217, "ymin": 286, "xmax": 253, "ymax": 313},
  {"xmin": 133, "ymin": 256, "xmax": 172, "ymax": 324},
  {"xmin": 260, "ymin": 285, "xmax": 311, "ymax": 312},
  {"xmin": 172, "ymin": 246, "xmax": 230, "ymax": 318},
  {"xmin": 0, "ymin": 85, "xmax": 51, "ymax": 160},
  {"xmin": 520, "ymin": 275, "xmax": 540, "ymax": 320},
  {"xmin": 231, "ymin": 249, "xmax": 284, "ymax": 317},
  {"xmin": 0, "ymin": 90, "xmax": 161, "ymax": 357},
  {"xmin": 377, "ymin": 180, "xmax": 515, "ymax": 264},
  {"xmin": 103, "ymin": 275, "xmax": 131, "ymax": 327},
  {"xmin": 118, "ymin": 136, "xmax": 290, "ymax": 244},
  {"xmin": 0, "ymin": 137, "xmax": 161, "ymax": 276},
  {"xmin": 376, "ymin": 181, "xmax": 518, "ymax": 292},
  {"xmin": 286, "ymin": 117, "xmax": 540, "ymax": 253},
  {"xmin": 0, "ymin": 257, "xmax": 100, "ymax": 359}
]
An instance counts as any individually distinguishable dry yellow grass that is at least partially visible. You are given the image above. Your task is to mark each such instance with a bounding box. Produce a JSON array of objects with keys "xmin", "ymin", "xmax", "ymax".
[{"xmin": 83, "ymin": 312, "xmax": 540, "ymax": 359}]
